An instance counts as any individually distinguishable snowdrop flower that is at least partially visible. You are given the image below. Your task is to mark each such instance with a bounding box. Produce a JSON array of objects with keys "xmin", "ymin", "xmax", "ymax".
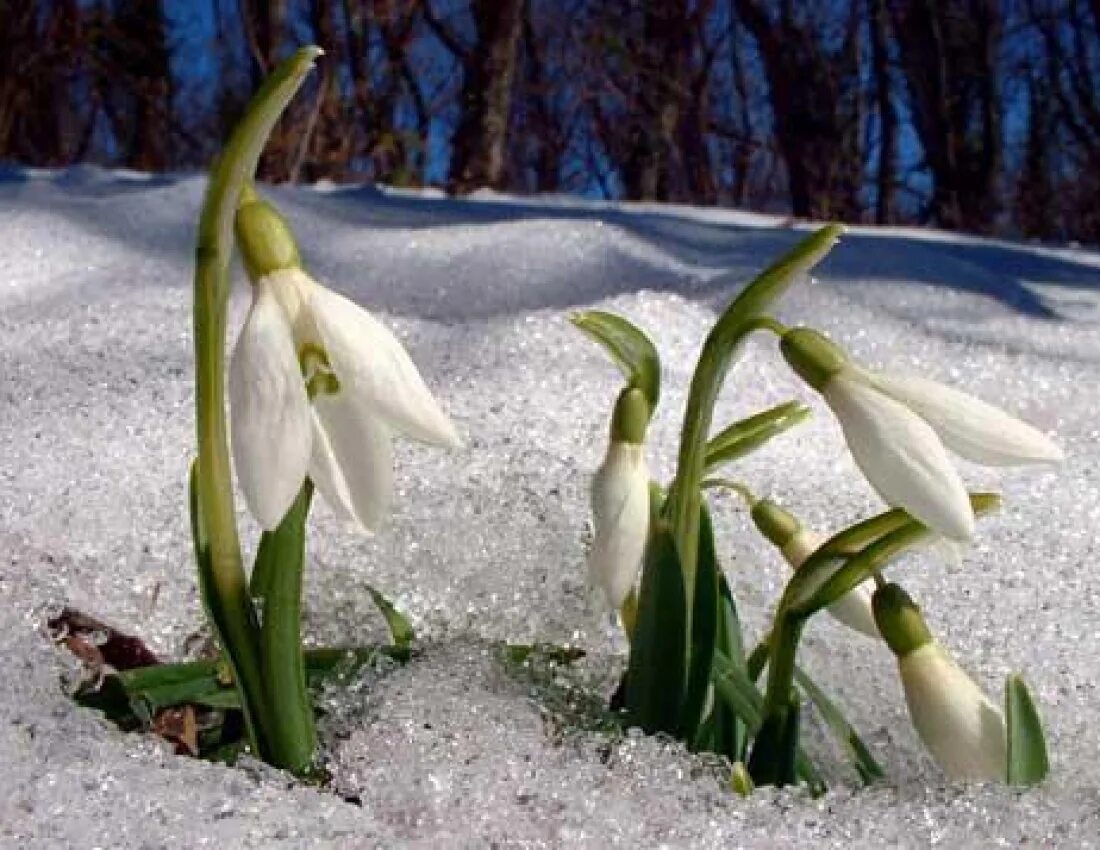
[
  {"xmin": 873, "ymin": 583, "xmax": 1006, "ymax": 781},
  {"xmin": 780, "ymin": 327, "xmax": 1062, "ymax": 541},
  {"xmin": 750, "ymin": 499, "xmax": 879, "ymax": 638},
  {"xmin": 589, "ymin": 387, "xmax": 651, "ymax": 611},
  {"xmin": 230, "ymin": 196, "xmax": 460, "ymax": 531}
]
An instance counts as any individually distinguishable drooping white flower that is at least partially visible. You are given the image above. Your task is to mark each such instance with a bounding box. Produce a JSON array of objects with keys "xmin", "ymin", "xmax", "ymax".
[
  {"xmin": 588, "ymin": 387, "xmax": 651, "ymax": 611},
  {"xmin": 865, "ymin": 371, "xmax": 1064, "ymax": 467},
  {"xmin": 899, "ymin": 642, "xmax": 1007, "ymax": 781},
  {"xmin": 780, "ymin": 527, "xmax": 879, "ymax": 639},
  {"xmin": 781, "ymin": 328, "xmax": 1063, "ymax": 541},
  {"xmin": 229, "ymin": 264, "xmax": 460, "ymax": 532},
  {"xmin": 873, "ymin": 582, "xmax": 1006, "ymax": 782}
]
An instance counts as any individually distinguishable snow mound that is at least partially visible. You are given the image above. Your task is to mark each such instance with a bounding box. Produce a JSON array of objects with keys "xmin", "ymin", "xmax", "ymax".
[{"xmin": 1, "ymin": 168, "xmax": 1098, "ymax": 847}]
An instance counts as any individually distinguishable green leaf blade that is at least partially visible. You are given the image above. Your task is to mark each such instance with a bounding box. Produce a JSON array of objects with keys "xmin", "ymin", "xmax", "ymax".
[
  {"xmin": 1005, "ymin": 674, "xmax": 1049, "ymax": 786},
  {"xmin": 625, "ymin": 523, "xmax": 687, "ymax": 735},
  {"xmin": 570, "ymin": 310, "xmax": 661, "ymax": 409},
  {"xmin": 680, "ymin": 501, "xmax": 722, "ymax": 744},
  {"xmin": 794, "ymin": 666, "xmax": 884, "ymax": 785},
  {"xmin": 787, "ymin": 493, "xmax": 1001, "ymax": 619},
  {"xmin": 365, "ymin": 585, "xmax": 416, "ymax": 648},
  {"xmin": 704, "ymin": 401, "xmax": 812, "ymax": 472}
]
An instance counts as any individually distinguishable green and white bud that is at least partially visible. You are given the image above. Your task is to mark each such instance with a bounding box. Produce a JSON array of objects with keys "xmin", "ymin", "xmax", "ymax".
[
  {"xmin": 589, "ymin": 388, "xmax": 651, "ymax": 611},
  {"xmin": 779, "ymin": 327, "xmax": 849, "ymax": 392},
  {"xmin": 874, "ymin": 583, "xmax": 1007, "ymax": 782},
  {"xmin": 751, "ymin": 500, "xmax": 879, "ymax": 639},
  {"xmin": 236, "ymin": 192, "xmax": 302, "ymax": 280}
]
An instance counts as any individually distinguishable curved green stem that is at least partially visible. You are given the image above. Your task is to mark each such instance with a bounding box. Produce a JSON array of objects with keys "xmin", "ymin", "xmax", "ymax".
[
  {"xmin": 665, "ymin": 225, "xmax": 843, "ymax": 655},
  {"xmin": 760, "ymin": 613, "xmax": 803, "ymax": 723},
  {"xmin": 192, "ymin": 46, "xmax": 321, "ymax": 759}
]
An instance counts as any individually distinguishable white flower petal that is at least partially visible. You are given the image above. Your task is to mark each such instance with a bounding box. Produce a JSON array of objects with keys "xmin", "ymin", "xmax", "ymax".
[
  {"xmin": 825, "ymin": 373, "xmax": 975, "ymax": 541},
  {"xmin": 307, "ymin": 412, "xmax": 358, "ymax": 525},
  {"xmin": 261, "ymin": 267, "xmax": 315, "ymax": 336},
  {"xmin": 308, "ymin": 284, "xmax": 461, "ymax": 448},
  {"xmin": 899, "ymin": 643, "xmax": 1007, "ymax": 781},
  {"xmin": 228, "ymin": 280, "xmax": 312, "ymax": 531},
  {"xmin": 310, "ymin": 392, "xmax": 394, "ymax": 531},
  {"xmin": 870, "ymin": 372, "xmax": 1063, "ymax": 466},
  {"xmin": 826, "ymin": 581, "xmax": 880, "ymax": 639},
  {"xmin": 589, "ymin": 443, "xmax": 650, "ymax": 610}
]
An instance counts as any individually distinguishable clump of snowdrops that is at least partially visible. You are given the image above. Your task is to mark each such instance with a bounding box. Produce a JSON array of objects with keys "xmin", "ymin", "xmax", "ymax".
[{"xmin": 578, "ymin": 225, "xmax": 1059, "ymax": 792}]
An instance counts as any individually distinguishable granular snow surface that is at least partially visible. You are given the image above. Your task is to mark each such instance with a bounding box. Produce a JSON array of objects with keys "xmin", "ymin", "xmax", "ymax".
[{"xmin": 2, "ymin": 167, "xmax": 1099, "ymax": 848}]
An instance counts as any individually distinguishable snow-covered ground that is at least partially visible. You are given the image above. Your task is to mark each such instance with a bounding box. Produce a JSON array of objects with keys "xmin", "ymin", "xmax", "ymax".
[{"xmin": 2, "ymin": 167, "xmax": 1099, "ymax": 848}]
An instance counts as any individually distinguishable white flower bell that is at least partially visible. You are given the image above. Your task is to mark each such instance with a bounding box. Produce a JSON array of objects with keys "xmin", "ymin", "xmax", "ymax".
[
  {"xmin": 229, "ymin": 196, "xmax": 460, "ymax": 531},
  {"xmin": 780, "ymin": 328, "xmax": 1063, "ymax": 541},
  {"xmin": 873, "ymin": 583, "xmax": 1007, "ymax": 781},
  {"xmin": 589, "ymin": 388, "xmax": 651, "ymax": 611},
  {"xmin": 750, "ymin": 499, "xmax": 879, "ymax": 638}
]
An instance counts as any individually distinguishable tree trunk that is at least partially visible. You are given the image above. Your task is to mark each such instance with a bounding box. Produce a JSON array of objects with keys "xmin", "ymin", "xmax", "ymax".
[
  {"xmin": 733, "ymin": 0, "xmax": 864, "ymax": 220},
  {"xmin": 889, "ymin": 0, "xmax": 1002, "ymax": 232},
  {"xmin": 620, "ymin": 0, "xmax": 693, "ymax": 201},
  {"xmin": 447, "ymin": 0, "xmax": 524, "ymax": 193},
  {"xmin": 869, "ymin": 0, "xmax": 896, "ymax": 224}
]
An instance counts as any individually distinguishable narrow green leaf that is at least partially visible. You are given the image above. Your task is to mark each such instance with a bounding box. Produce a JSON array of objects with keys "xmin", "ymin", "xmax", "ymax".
[
  {"xmin": 188, "ymin": 460, "xmax": 209, "ymax": 568},
  {"xmin": 711, "ymin": 648, "xmax": 764, "ymax": 729},
  {"xmin": 680, "ymin": 501, "xmax": 721, "ymax": 744},
  {"xmin": 711, "ymin": 576, "xmax": 748, "ymax": 759},
  {"xmin": 191, "ymin": 47, "xmax": 322, "ymax": 764},
  {"xmin": 625, "ymin": 522, "xmax": 687, "ymax": 734},
  {"xmin": 365, "ymin": 585, "xmax": 416, "ymax": 648},
  {"xmin": 704, "ymin": 401, "xmax": 812, "ymax": 472},
  {"xmin": 570, "ymin": 310, "xmax": 661, "ymax": 409},
  {"xmin": 1005, "ymin": 674, "xmax": 1049, "ymax": 786},
  {"xmin": 256, "ymin": 481, "xmax": 316, "ymax": 773},
  {"xmin": 794, "ymin": 666, "xmax": 884, "ymax": 785},
  {"xmin": 787, "ymin": 493, "xmax": 1001, "ymax": 618}
]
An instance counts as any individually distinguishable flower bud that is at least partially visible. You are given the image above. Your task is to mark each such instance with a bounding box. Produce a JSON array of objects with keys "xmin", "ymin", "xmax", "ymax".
[
  {"xmin": 610, "ymin": 386, "xmax": 649, "ymax": 445},
  {"xmin": 750, "ymin": 499, "xmax": 801, "ymax": 550},
  {"xmin": 779, "ymin": 327, "xmax": 849, "ymax": 392},
  {"xmin": 874, "ymin": 582, "xmax": 1007, "ymax": 781},
  {"xmin": 589, "ymin": 390, "xmax": 651, "ymax": 611},
  {"xmin": 236, "ymin": 195, "xmax": 301, "ymax": 280},
  {"xmin": 872, "ymin": 583, "xmax": 932, "ymax": 657},
  {"xmin": 751, "ymin": 500, "xmax": 880, "ymax": 638}
]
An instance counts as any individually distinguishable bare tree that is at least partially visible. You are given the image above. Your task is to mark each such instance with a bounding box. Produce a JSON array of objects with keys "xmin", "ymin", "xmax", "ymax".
[
  {"xmin": 869, "ymin": 0, "xmax": 897, "ymax": 223},
  {"xmin": 424, "ymin": 0, "xmax": 525, "ymax": 193},
  {"xmin": 617, "ymin": 0, "xmax": 696, "ymax": 201},
  {"xmin": 732, "ymin": 0, "xmax": 865, "ymax": 220},
  {"xmin": 1027, "ymin": 0, "xmax": 1100, "ymax": 242},
  {"xmin": 888, "ymin": 0, "xmax": 1002, "ymax": 232}
]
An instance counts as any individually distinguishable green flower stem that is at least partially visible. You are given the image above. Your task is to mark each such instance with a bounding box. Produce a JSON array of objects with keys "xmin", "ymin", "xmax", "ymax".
[
  {"xmin": 258, "ymin": 481, "xmax": 316, "ymax": 772},
  {"xmin": 760, "ymin": 614, "xmax": 802, "ymax": 719},
  {"xmin": 752, "ymin": 612, "xmax": 804, "ymax": 784},
  {"xmin": 664, "ymin": 223, "xmax": 842, "ymax": 659},
  {"xmin": 192, "ymin": 46, "xmax": 321, "ymax": 759}
]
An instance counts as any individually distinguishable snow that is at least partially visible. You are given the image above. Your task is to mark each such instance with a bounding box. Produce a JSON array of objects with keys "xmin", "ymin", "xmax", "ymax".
[{"xmin": 2, "ymin": 166, "xmax": 1099, "ymax": 847}]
